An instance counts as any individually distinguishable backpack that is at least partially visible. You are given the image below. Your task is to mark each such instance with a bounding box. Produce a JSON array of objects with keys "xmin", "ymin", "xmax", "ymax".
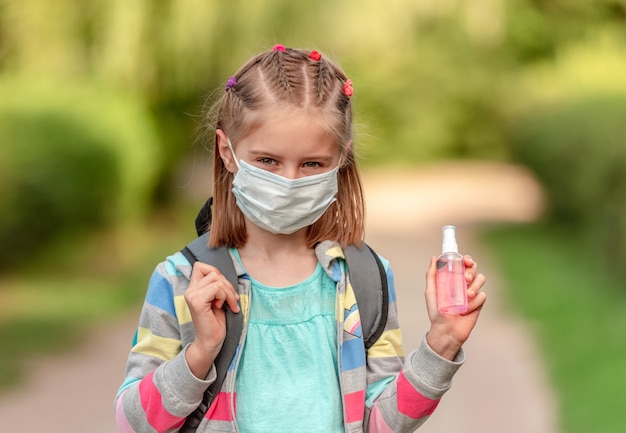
[{"xmin": 178, "ymin": 198, "xmax": 389, "ymax": 432}]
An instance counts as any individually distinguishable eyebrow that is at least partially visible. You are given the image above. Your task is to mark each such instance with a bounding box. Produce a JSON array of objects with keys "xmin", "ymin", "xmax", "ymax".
[{"xmin": 247, "ymin": 148, "xmax": 335, "ymax": 162}]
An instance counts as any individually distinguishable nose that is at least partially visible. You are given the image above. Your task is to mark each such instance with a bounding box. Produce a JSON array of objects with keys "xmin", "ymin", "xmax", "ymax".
[{"xmin": 280, "ymin": 165, "xmax": 301, "ymax": 180}]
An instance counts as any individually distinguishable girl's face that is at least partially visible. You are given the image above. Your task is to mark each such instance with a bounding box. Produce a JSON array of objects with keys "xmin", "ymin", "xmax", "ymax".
[{"xmin": 217, "ymin": 111, "xmax": 344, "ymax": 179}]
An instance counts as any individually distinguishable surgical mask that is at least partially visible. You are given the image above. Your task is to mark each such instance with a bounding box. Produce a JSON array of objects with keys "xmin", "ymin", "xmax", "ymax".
[{"xmin": 227, "ymin": 139, "xmax": 339, "ymax": 234}]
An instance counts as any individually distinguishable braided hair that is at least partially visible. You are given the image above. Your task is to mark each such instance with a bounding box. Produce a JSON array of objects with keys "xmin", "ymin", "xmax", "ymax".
[{"xmin": 207, "ymin": 46, "xmax": 364, "ymax": 248}]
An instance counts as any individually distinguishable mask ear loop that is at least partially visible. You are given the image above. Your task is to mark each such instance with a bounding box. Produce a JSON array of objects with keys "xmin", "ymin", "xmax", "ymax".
[{"xmin": 226, "ymin": 139, "xmax": 241, "ymax": 170}]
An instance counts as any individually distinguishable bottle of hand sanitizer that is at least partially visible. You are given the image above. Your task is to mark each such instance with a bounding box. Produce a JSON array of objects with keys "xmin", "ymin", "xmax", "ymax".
[{"xmin": 436, "ymin": 225, "xmax": 468, "ymax": 315}]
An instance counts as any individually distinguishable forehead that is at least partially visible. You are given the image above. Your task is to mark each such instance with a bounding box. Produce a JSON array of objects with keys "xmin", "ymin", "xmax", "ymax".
[{"xmin": 237, "ymin": 109, "xmax": 340, "ymax": 156}]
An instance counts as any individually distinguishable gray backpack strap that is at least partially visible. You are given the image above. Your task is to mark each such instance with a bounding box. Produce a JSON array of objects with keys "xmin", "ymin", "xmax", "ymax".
[
  {"xmin": 182, "ymin": 232, "xmax": 239, "ymax": 288},
  {"xmin": 179, "ymin": 232, "xmax": 243, "ymax": 433},
  {"xmin": 344, "ymin": 244, "xmax": 389, "ymax": 349}
]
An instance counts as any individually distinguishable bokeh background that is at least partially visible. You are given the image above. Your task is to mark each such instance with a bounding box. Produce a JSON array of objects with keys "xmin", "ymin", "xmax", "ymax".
[{"xmin": 1, "ymin": 1, "xmax": 625, "ymax": 432}]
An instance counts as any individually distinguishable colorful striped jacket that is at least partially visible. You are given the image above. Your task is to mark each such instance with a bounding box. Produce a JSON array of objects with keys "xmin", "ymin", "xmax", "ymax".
[{"xmin": 114, "ymin": 240, "xmax": 464, "ymax": 432}]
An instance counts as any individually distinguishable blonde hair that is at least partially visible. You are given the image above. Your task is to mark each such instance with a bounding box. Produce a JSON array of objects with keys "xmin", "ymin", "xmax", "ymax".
[{"xmin": 204, "ymin": 47, "xmax": 365, "ymax": 248}]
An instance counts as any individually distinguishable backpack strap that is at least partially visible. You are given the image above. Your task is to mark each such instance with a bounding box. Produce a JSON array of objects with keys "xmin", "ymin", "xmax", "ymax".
[
  {"xmin": 180, "ymin": 199, "xmax": 389, "ymax": 431},
  {"xmin": 194, "ymin": 198, "xmax": 213, "ymax": 237},
  {"xmin": 179, "ymin": 232, "xmax": 243, "ymax": 433},
  {"xmin": 344, "ymin": 244, "xmax": 389, "ymax": 349}
]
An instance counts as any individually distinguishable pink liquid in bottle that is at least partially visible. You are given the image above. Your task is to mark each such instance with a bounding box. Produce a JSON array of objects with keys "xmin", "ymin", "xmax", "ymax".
[{"xmin": 436, "ymin": 225, "xmax": 468, "ymax": 315}]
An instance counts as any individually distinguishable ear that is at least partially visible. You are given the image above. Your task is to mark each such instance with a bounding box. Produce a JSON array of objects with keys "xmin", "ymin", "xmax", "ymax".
[{"xmin": 216, "ymin": 129, "xmax": 237, "ymax": 173}]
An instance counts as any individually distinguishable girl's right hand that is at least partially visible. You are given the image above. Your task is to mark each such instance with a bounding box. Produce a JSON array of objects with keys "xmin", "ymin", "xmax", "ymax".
[{"xmin": 184, "ymin": 262, "xmax": 240, "ymax": 379}]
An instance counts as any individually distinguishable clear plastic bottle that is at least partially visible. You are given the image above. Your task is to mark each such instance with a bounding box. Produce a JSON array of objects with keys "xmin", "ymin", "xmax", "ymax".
[{"xmin": 436, "ymin": 225, "xmax": 468, "ymax": 315}]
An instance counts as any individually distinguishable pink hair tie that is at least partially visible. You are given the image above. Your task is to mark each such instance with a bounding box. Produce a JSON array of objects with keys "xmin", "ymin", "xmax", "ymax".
[
  {"xmin": 342, "ymin": 79, "xmax": 354, "ymax": 97},
  {"xmin": 309, "ymin": 50, "xmax": 321, "ymax": 61},
  {"xmin": 225, "ymin": 76, "xmax": 237, "ymax": 91},
  {"xmin": 272, "ymin": 44, "xmax": 286, "ymax": 52}
]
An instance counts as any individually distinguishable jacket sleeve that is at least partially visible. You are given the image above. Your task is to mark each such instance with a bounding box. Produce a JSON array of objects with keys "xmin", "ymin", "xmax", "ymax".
[
  {"xmin": 364, "ymin": 261, "xmax": 464, "ymax": 432},
  {"xmin": 114, "ymin": 258, "xmax": 217, "ymax": 433}
]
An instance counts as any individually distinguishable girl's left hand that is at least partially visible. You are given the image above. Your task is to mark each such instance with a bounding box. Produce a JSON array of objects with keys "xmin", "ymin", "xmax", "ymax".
[{"xmin": 424, "ymin": 255, "xmax": 487, "ymax": 360}]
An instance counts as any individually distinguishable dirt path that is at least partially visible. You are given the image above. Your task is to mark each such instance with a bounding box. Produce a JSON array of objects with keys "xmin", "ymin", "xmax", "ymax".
[
  {"xmin": 363, "ymin": 162, "xmax": 559, "ymax": 433},
  {"xmin": 0, "ymin": 161, "xmax": 561, "ymax": 433}
]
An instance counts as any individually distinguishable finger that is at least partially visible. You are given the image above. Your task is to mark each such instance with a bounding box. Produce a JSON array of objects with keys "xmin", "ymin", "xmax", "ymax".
[
  {"xmin": 224, "ymin": 290, "xmax": 241, "ymax": 313},
  {"xmin": 186, "ymin": 277, "xmax": 232, "ymax": 311},
  {"xmin": 461, "ymin": 290, "xmax": 486, "ymax": 317},
  {"xmin": 463, "ymin": 255, "xmax": 476, "ymax": 269},
  {"xmin": 467, "ymin": 291, "xmax": 487, "ymax": 313},
  {"xmin": 191, "ymin": 264, "xmax": 235, "ymax": 295},
  {"xmin": 208, "ymin": 279, "xmax": 240, "ymax": 313},
  {"xmin": 189, "ymin": 263, "xmax": 240, "ymax": 314},
  {"xmin": 463, "ymin": 256, "xmax": 478, "ymax": 281},
  {"xmin": 425, "ymin": 256, "xmax": 437, "ymax": 293},
  {"xmin": 467, "ymin": 273, "xmax": 486, "ymax": 297},
  {"xmin": 424, "ymin": 256, "xmax": 438, "ymax": 314},
  {"xmin": 190, "ymin": 262, "xmax": 221, "ymax": 286}
]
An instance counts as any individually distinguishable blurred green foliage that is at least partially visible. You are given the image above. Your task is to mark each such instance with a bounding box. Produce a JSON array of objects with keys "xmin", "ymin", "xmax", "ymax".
[
  {"xmin": 0, "ymin": 2, "xmax": 626, "ymax": 428},
  {"xmin": 0, "ymin": 78, "xmax": 162, "ymax": 269},
  {"xmin": 0, "ymin": 108, "xmax": 118, "ymax": 266},
  {"xmin": 0, "ymin": 0, "xmax": 625, "ymax": 261},
  {"xmin": 485, "ymin": 224, "xmax": 626, "ymax": 433},
  {"xmin": 507, "ymin": 95, "xmax": 626, "ymax": 271},
  {"xmin": 503, "ymin": 33, "xmax": 626, "ymax": 277}
]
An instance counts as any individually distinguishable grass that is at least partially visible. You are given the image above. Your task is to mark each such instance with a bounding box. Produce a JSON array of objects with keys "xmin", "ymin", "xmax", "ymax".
[
  {"xmin": 0, "ymin": 204, "xmax": 198, "ymax": 390},
  {"xmin": 483, "ymin": 223, "xmax": 626, "ymax": 433}
]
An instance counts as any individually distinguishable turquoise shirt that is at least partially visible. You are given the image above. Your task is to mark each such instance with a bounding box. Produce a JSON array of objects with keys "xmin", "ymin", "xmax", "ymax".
[{"xmin": 233, "ymin": 252, "xmax": 344, "ymax": 433}]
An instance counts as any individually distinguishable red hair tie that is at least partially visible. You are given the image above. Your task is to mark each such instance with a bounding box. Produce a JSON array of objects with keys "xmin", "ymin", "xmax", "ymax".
[
  {"xmin": 342, "ymin": 79, "xmax": 354, "ymax": 97},
  {"xmin": 309, "ymin": 50, "xmax": 321, "ymax": 61},
  {"xmin": 272, "ymin": 44, "xmax": 286, "ymax": 52}
]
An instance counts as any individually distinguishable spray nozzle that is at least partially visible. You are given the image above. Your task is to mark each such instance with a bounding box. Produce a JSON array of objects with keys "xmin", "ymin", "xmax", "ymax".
[{"xmin": 441, "ymin": 225, "xmax": 459, "ymax": 254}]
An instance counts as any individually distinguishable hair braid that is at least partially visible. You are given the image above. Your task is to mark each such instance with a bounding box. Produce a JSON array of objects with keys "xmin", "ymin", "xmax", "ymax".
[
  {"xmin": 314, "ymin": 59, "xmax": 337, "ymax": 108},
  {"xmin": 261, "ymin": 51, "xmax": 293, "ymax": 100},
  {"xmin": 207, "ymin": 45, "xmax": 363, "ymax": 248}
]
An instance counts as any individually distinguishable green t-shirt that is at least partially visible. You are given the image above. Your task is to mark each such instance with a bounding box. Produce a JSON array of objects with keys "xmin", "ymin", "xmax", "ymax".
[{"xmin": 233, "ymin": 252, "xmax": 344, "ymax": 433}]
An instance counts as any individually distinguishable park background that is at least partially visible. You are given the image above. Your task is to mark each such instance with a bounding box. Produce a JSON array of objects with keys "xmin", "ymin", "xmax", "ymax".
[{"xmin": 1, "ymin": 1, "xmax": 625, "ymax": 432}]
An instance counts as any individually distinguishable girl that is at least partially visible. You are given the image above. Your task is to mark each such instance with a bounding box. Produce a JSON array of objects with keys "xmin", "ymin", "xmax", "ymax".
[{"xmin": 114, "ymin": 45, "xmax": 487, "ymax": 433}]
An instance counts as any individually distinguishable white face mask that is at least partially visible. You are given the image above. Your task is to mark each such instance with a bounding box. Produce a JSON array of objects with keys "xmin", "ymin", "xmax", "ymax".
[{"xmin": 227, "ymin": 139, "xmax": 339, "ymax": 234}]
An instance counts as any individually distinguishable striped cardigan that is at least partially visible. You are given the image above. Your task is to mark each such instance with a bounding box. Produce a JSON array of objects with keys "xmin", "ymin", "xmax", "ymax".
[{"xmin": 114, "ymin": 240, "xmax": 464, "ymax": 432}]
